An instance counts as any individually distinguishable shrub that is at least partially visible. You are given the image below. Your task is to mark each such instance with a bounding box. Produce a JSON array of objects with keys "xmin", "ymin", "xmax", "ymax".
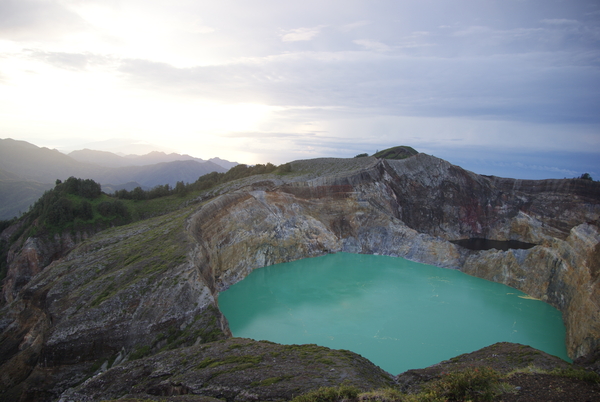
[
  {"xmin": 291, "ymin": 384, "xmax": 360, "ymax": 402},
  {"xmin": 358, "ymin": 388, "xmax": 404, "ymax": 402},
  {"xmin": 276, "ymin": 163, "xmax": 293, "ymax": 174},
  {"xmin": 97, "ymin": 200, "xmax": 130, "ymax": 220},
  {"xmin": 552, "ymin": 367, "xmax": 600, "ymax": 383},
  {"xmin": 423, "ymin": 366, "xmax": 502, "ymax": 402}
]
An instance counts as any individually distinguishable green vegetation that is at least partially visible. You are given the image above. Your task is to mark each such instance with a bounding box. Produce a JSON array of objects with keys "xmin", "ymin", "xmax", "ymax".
[
  {"xmin": 0, "ymin": 162, "xmax": 292, "ymax": 282},
  {"xmin": 350, "ymin": 146, "xmax": 418, "ymax": 161},
  {"xmin": 113, "ymin": 162, "xmax": 288, "ymax": 199},
  {"xmin": 550, "ymin": 367, "xmax": 600, "ymax": 383},
  {"xmin": 578, "ymin": 172, "xmax": 594, "ymax": 181},
  {"xmin": 10, "ymin": 177, "xmax": 129, "ymax": 237},
  {"xmin": 292, "ymin": 384, "xmax": 361, "ymax": 402},
  {"xmin": 372, "ymin": 146, "xmax": 418, "ymax": 160},
  {"xmin": 130, "ymin": 345, "xmax": 152, "ymax": 360},
  {"xmin": 196, "ymin": 354, "xmax": 263, "ymax": 370},
  {"xmin": 420, "ymin": 366, "xmax": 502, "ymax": 402},
  {"xmin": 288, "ymin": 364, "xmax": 600, "ymax": 402},
  {"xmin": 358, "ymin": 388, "xmax": 405, "ymax": 402},
  {"xmin": 289, "ymin": 368, "xmax": 504, "ymax": 402}
]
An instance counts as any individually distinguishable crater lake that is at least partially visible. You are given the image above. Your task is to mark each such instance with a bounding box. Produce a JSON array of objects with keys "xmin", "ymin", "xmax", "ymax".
[{"xmin": 219, "ymin": 253, "xmax": 569, "ymax": 374}]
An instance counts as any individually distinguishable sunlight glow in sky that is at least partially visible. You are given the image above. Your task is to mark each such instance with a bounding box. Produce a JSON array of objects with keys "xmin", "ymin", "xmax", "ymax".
[{"xmin": 1, "ymin": 0, "xmax": 599, "ymax": 179}]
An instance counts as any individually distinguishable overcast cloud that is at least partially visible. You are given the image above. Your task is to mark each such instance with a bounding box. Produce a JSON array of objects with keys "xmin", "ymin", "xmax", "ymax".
[{"xmin": 0, "ymin": 0, "xmax": 599, "ymax": 179}]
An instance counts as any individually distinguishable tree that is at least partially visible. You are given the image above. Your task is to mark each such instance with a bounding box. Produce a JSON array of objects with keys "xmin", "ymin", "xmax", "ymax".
[
  {"xmin": 46, "ymin": 197, "xmax": 74, "ymax": 226},
  {"xmin": 78, "ymin": 200, "xmax": 94, "ymax": 221},
  {"xmin": 579, "ymin": 173, "xmax": 593, "ymax": 181},
  {"xmin": 175, "ymin": 181, "xmax": 188, "ymax": 196},
  {"xmin": 131, "ymin": 187, "xmax": 147, "ymax": 201}
]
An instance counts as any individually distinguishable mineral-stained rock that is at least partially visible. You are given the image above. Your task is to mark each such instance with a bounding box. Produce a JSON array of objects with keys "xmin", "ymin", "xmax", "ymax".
[
  {"xmin": 461, "ymin": 223, "xmax": 600, "ymax": 358},
  {"xmin": 1, "ymin": 153, "xmax": 599, "ymax": 401}
]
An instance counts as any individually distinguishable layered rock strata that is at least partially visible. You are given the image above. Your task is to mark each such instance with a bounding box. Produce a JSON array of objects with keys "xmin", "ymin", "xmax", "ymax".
[
  {"xmin": 188, "ymin": 155, "xmax": 600, "ymax": 360},
  {"xmin": 1, "ymin": 153, "xmax": 599, "ymax": 401}
]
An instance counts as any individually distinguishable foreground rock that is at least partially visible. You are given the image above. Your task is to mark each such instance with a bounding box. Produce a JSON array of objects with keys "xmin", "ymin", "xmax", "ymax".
[
  {"xmin": 61, "ymin": 341, "xmax": 598, "ymax": 402},
  {"xmin": 397, "ymin": 342, "xmax": 600, "ymax": 402},
  {"xmin": 59, "ymin": 338, "xmax": 395, "ymax": 402},
  {"xmin": 396, "ymin": 342, "xmax": 572, "ymax": 393}
]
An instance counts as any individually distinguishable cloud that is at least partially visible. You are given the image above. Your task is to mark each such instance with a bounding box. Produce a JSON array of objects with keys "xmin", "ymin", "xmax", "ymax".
[
  {"xmin": 0, "ymin": 0, "xmax": 87, "ymax": 41},
  {"xmin": 1, "ymin": 0, "xmax": 599, "ymax": 177},
  {"xmin": 353, "ymin": 39, "xmax": 391, "ymax": 52},
  {"xmin": 24, "ymin": 50, "xmax": 107, "ymax": 71},
  {"xmin": 281, "ymin": 26, "xmax": 325, "ymax": 42},
  {"xmin": 340, "ymin": 21, "xmax": 370, "ymax": 32},
  {"xmin": 541, "ymin": 19, "xmax": 580, "ymax": 26},
  {"xmin": 219, "ymin": 131, "xmax": 312, "ymax": 139},
  {"xmin": 116, "ymin": 46, "xmax": 600, "ymax": 128},
  {"xmin": 184, "ymin": 24, "xmax": 215, "ymax": 34}
]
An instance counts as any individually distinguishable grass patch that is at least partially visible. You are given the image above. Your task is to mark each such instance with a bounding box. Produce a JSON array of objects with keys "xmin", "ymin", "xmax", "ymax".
[
  {"xmin": 130, "ymin": 345, "xmax": 151, "ymax": 360},
  {"xmin": 358, "ymin": 388, "xmax": 404, "ymax": 402},
  {"xmin": 90, "ymin": 282, "xmax": 116, "ymax": 307},
  {"xmin": 196, "ymin": 355, "xmax": 263, "ymax": 370},
  {"xmin": 552, "ymin": 367, "xmax": 600, "ymax": 383},
  {"xmin": 421, "ymin": 366, "xmax": 502, "ymax": 402},
  {"xmin": 291, "ymin": 384, "xmax": 361, "ymax": 402},
  {"xmin": 290, "ymin": 367, "xmax": 513, "ymax": 402}
]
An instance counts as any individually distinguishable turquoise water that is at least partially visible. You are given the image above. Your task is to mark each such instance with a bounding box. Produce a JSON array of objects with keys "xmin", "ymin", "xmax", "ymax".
[{"xmin": 219, "ymin": 253, "xmax": 570, "ymax": 374}]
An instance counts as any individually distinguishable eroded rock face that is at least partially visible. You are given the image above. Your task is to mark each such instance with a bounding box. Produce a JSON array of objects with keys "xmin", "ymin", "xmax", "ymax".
[
  {"xmin": 2, "ymin": 230, "xmax": 93, "ymax": 304},
  {"xmin": 187, "ymin": 155, "xmax": 600, "ymax": 360},
  {"xmin": 461, "ymin": 223, "xmax": 600, "ymax": 357},
  {"xmin": 1, "ymin": 153, "xmax": 599, "ymax": 401},
  {"xmin": 0, "ymin": 209, "xmax": 229, "ymax": 401}
]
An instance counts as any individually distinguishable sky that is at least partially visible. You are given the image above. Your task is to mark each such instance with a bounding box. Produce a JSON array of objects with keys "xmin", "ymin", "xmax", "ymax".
[{"xmin": 0, "ymin": 0, "xmax": 599, "ymax": 179}]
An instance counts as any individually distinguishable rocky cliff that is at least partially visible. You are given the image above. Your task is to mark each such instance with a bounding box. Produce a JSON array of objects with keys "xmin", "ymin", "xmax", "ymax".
[
  {"xmin": 189, "ymin": 155, "xmax": 600, "ymax": 357},
  {"xmin": 1, "ymin": 152, "xmax": 599, "ymax": 401}
]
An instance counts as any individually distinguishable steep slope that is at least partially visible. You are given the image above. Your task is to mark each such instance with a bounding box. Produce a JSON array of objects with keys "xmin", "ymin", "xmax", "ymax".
[
  {"xmin": 0, "ymin": 152, "xmax": 599, "ymax": 401},
  {"xmin": 0, "ymin": 207, "xmax": 229, "ymax": 400}
]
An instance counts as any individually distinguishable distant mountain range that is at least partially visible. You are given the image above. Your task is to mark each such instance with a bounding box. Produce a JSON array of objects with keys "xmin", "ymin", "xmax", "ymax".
[
  {"xmin": 68, "ymin": 149, "xmax": 239, "ymax": 170},
  {"xmin": 0, "ymin": 138, "xmax": 237, "ymax": 219}
]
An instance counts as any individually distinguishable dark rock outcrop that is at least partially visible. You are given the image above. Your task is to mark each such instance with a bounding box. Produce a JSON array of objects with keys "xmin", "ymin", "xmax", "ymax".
[{"xmin": 1, "ymin": 152, "xmax": 599, "ymax": 401}]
